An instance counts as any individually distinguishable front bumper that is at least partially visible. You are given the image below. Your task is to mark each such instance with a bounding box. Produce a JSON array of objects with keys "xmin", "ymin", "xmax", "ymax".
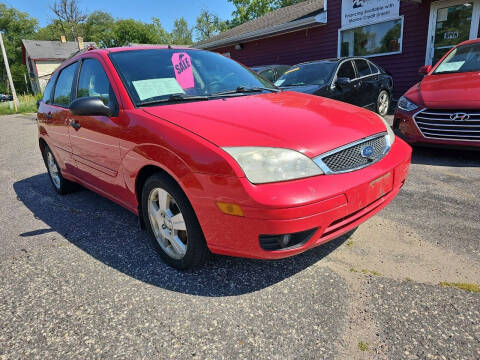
[
  {"xmin": 394, "ymin": 108, "xmax": 480, "ymax": 149},
  {"xmin": 188, "ymin": 137, "xmax": 412, "ymax": 259}
]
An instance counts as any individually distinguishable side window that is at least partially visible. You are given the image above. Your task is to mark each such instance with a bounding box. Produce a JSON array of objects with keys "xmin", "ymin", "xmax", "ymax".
[
  {"xmin": 368, "ymin": 61, "xmax": 380, "ymax": 74},
  {"xmin": 77, "ymin": 58, "xmax": 118, "ymax": 113},
  {"xmin": 337, "ymin": 61, "xmax": 356, "ymax": 80},
  {"xmin": 355, "ymin": 59, "xmax": 372, "ymax": 77},
  {"xmin": 42, "ymin": 73, "xmax": 58, "ymax": 104},
  {"xmin": 53, "ymin": 62, "xmax": 78, "ymax": 107},
  {"xmin": 259, "ymin": 69, "xmax": 275, "ymax": 82}
]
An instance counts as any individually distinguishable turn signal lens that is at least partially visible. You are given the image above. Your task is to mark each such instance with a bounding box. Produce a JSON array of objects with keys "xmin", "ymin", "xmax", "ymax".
[{"xmin": 216, "ymin": 202, "xmax": 244, "ymax": 217}]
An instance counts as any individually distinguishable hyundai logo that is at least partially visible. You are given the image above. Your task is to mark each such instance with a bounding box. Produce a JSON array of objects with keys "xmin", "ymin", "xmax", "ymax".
[
  {"xmin": 450, "ymin": 112, "xmax": 470, "ymax": 121},
  {"xmin": 361, "ymin": 145, "xmax": 375, "ymax": 158}
]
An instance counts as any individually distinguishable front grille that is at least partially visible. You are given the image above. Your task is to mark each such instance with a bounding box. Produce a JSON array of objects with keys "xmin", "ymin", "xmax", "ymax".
[
  {"xmin": 413, "ymin": 109, "xmax": 480, "ymax": 141},
  {"xmin": 315, "ymin": 134, "xmax": 388, "ymax": 174}
]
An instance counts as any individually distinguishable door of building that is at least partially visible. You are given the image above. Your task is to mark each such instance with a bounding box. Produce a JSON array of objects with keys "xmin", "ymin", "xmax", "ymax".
[{"xmin": 426, "ymin": 0, "xmax": 480, "ymax": 65}]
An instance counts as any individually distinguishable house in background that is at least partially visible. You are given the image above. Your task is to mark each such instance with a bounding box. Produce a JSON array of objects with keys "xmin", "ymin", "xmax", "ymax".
[
  {"xmin": 21, "ymin": 37, "xmax": 96, "ymax": 93},
  {"xmin": 196, "ymin": 0, "xmax": 480, "ymax": 98}
]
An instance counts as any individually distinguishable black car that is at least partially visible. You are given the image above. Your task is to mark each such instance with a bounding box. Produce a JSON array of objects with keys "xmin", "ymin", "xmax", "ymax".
[
  {"xmin": 275, "ymin": 58, "xmax": 393, "ymax": 116},
  {"xmin": 251, "ymin": 64, "xmax": 291, "ymax": 83},
  {"xmin": 0, "ymin": 94, "xmax": 13, "ymax": 102}
]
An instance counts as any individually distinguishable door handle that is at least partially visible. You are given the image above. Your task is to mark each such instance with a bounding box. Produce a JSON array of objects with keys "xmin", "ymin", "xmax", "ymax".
[{"xmin": 70, "ymin": 119, "xmax": 81, "ymax": 129}]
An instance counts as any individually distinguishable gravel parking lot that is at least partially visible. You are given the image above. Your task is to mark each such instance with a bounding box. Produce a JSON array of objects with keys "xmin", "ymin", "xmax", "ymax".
[{"xmin": 0, "ymin": 113, "xmax": 479, "ymax": 359}]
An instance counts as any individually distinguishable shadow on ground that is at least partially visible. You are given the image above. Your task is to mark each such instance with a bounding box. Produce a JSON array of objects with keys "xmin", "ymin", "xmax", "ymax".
[
  {"xmin": 411, "ymin": 146, "xmax": 480, "ymax": 167},
  {"xmin": 13, "ymin": 173, "xmax": 348, "ymax": 297}
]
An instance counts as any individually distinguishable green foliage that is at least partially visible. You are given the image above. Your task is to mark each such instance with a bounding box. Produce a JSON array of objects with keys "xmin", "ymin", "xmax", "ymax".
[
  {"xmin": 83, "ymin": 11, "xmax": 114, "ymax": 47},
  {"xmin": 34, "ymin": 20, "xmax": 66, "ymax": 41},
  {"xmin": 228, "ymin": 0, "xmax": 306, "ymax": 27},
  {"xmin": 357, "ymin": 341, "xmax": 369, "ymax": 351},
  {"xmin": 101, "ymin": 18, "xmax": 173, "ymax": 47},
  {"xmin": 171, "ymin": 17, "xmax": 193, "ymax": 45},
  {"xmin": 440, "ymin": 282, "xmax": 480, "ymax": 293},
  {"xmin": 0, "ymin": 3, "xmax": 38, "ymax": 94},
  {"xmin": 0, "ymin": 94, "xmax": 39, "ymax": 115},
  {"xmin": 195, "ymin": 10, "xmax": 228, "ymax": 42}
]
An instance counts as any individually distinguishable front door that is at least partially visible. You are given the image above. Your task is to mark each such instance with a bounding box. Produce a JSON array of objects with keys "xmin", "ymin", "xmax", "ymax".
[
  {"xmin": 426, "ymin": 0, "xmax": 480, "ymax": 65},
  {"xmin": 331, "ymin": 60, "xmax": 360, "ymax": 106},
  {"xmin": 69, "ymin": 57, "xmax": 123, "ymax": 194}
]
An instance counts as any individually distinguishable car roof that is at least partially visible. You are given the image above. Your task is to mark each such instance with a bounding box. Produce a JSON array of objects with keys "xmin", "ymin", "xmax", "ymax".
[
  {"xmin": 67, "ymin": 45, "xmax": 199, "ymax": 61},
  {"xmin": 457, "ymin": 38, "xmax": 480, "ymax": 46}
]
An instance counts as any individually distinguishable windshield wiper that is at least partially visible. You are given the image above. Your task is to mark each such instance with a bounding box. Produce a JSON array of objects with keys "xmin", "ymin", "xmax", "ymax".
[
  {"xmin": 212, "ymin": 86, "xmax": 281, "ymax": 97},
  {"xmin": 138, "ymin": 93, "xmax": 210, "ymax": 106}
]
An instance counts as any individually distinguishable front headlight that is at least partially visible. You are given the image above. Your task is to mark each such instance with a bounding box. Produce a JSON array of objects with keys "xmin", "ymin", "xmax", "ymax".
[
  {"xmin": 397, "ymin": 96, "xmax": 419, "ymax": 112},
  {"xmin": 377, "ymin": 114, "xmax": 396, "ymax": 145},
  {"xmin": 222, "ymin": 147, "xmax": 324, "ymax": 184}
]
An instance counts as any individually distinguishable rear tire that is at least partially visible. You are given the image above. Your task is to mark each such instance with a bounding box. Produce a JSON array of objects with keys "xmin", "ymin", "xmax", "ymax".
[
  {"xmin": 141, "ymin": 173, "xmax": 209, "ymax": 270},
  {"xmin": 42, "ymin": 145, "xmax": 76, "ymax": 195},
  {"xmin": 376, "ymin": 90, "xmax": 390, "ymax": 116}
]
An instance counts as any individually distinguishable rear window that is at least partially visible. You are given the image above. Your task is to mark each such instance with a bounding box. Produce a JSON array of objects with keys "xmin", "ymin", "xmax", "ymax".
[{"xmin": 355, "ymin": 59, "xmax": 372, "ymax": 77}]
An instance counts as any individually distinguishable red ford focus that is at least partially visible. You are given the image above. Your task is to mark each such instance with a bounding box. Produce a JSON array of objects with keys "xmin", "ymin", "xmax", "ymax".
[
  {"xmin": 37, "ymin": 46, "xmax": 411, "ymax": 269},
  {"xmin": 394, "ymin": 38, "xmax": 480, "ymax": 149}
]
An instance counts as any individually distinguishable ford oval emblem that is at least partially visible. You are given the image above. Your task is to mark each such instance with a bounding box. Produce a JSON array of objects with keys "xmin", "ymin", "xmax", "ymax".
[{"xmin": 361, "ymin": 145, "xmax": 375, "ymax": 158}]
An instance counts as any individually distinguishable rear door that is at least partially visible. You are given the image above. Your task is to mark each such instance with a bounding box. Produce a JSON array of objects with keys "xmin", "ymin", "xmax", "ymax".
[
  {"xmin": 39, "ymin": 62, "xmax": 78, "ymax": 172},
  {"xmin": 68, "ymin": 56, "xmax": 123, "ymax": 193},
  {"xmin": 354, "ymin": 59, "xmax": 378, "ymax": 109}
]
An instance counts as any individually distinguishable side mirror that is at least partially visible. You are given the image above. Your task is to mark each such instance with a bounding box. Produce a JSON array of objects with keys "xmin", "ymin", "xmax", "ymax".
[
  {"xmin": 419, "ymin": 65, "xmax": 432, "ymax": 75},
  {"xmin": 70, "ymin": 97, "xmax": 111, "ymax": 117},
  {"xmin": 36, "ymin": 99, "xmax": 41, "ymax": 109},
  {"xmin": 336, "ymin": 77, "xmax": 352, "ymax": 87}
]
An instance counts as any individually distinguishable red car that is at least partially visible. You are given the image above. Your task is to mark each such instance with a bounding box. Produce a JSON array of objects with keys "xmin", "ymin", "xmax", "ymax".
[
  {"xmin": 37, "ymin": 46, "xmax": 411, "ymax": 269},
  {"xmin": 394, "ymin": 38, "xmax": 480, "ymax": 149}
]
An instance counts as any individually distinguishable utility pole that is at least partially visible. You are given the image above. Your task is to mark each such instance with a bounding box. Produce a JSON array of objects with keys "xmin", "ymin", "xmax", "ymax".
[{"xmin": 0, "ymin": 32, "xmax": 19, "ymax": 111}]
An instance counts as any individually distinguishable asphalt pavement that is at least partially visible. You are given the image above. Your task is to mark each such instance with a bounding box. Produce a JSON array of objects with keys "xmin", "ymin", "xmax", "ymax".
[{"xmin": 0, "ymin": 114, "xmax": 479, "ymax": 359}]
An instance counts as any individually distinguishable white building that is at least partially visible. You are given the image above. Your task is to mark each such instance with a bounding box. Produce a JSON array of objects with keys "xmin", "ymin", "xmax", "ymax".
[{"xmin": 21, "ymin": 37, "xmax": 96, "ymax": 93}]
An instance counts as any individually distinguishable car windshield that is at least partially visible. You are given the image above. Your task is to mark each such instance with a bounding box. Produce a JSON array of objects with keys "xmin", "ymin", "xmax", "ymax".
[
  {"xmin": 109, "ymin": 49, "xmax": 275, "ymax": 105},
  {"xmin": 433, "ymin": 42, "xmax": 480, "ymax": 74},
  {"xmin": 274, "ymin": 62, "xmax": 336, "ymax": 87}
]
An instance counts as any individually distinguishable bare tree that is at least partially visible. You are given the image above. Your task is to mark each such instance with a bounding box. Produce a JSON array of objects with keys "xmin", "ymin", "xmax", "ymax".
[{"xmin": 51, "ymin": 0, "xmax": 87, "ymax": 40}]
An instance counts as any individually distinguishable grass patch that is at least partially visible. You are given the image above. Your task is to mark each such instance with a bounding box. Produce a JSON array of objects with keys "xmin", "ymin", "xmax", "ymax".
[
  {"xmin": 361, "ymin": 269, "xmax": 382, "ymax": 276},
  {"xmin": 0, "ymin": 94, "xmax": 39, "ymax": 115},
  {"xmin": 358, "ymin": 341, "xmax": 369, "ymax": 351},
  {"xmin": 346, "ymin": 239, "xmax": 354, "ymax": 248},
  {"xmin": 440, "ymin": 282, "xmax": 480, "ymax": 293},
  {"xmin": 349, "ymin": 267, "xmax": 358, "ymax": 273}
]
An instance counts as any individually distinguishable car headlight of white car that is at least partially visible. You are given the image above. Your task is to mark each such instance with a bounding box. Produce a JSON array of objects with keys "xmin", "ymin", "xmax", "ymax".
[
  {"xmin": 377, "ymin": 114, "xmax": 396, "ymax": 146},
  {"xmin": 397, "ymin": 96, "xmax": 419, "ymax": 112},
  {"xmin": 222, "ymin": 147, "xmax": 324, "ymax": 184}
]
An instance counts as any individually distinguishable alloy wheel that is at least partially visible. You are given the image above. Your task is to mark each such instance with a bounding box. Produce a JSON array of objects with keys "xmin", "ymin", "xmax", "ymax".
[
  {"xmin": 47, "ymin": 151, "xmax": 61, "ymax": 189},
  {"xmin": 378, "ymin": 91, "xmax": 390, "ymax": 116},
  {"xmin": 147, "ymin": 187, "xmax": 188, "ymax": 260}
]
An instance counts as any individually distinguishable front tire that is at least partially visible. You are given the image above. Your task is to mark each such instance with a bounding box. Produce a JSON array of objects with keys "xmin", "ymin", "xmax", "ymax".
[
  {"xmin": 141, "ymin": 173, "xmax": 209, "ymax": 269},
  {"xmin": 376, "ymin": 90, "xmax": 390, "ymax": 116},
  {"xmin": 42, "ymin": 145, "xmax": 76, "ymax": 195}
]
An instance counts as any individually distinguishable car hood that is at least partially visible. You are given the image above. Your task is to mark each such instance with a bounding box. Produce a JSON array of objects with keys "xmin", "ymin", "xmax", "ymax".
[
  {"xmin": 418, "ymin": 72, "xmax": 480, "ymax": 108},
  {"xmin": 279, "ymin": 84, "xmax": 322, "ymax": 94},
  {"xmin": 143, "ymin": 91, "xmax": 386, "ymax": 158}
]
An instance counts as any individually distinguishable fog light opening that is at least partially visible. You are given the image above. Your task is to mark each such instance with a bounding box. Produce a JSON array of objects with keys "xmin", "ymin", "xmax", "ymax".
[
  {"xmin": 279, "ymin": 234, "xmax": 291, "ymax": 248},
  {"xmin": 259, "ymin": 228, "xmax": 318, "ymax": 251}
]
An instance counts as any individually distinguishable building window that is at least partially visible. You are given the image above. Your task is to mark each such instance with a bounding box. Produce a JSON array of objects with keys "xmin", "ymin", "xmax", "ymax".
[{"xmin": 339, "ymin": 18, "xmax": 404, "ymax": 58}]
